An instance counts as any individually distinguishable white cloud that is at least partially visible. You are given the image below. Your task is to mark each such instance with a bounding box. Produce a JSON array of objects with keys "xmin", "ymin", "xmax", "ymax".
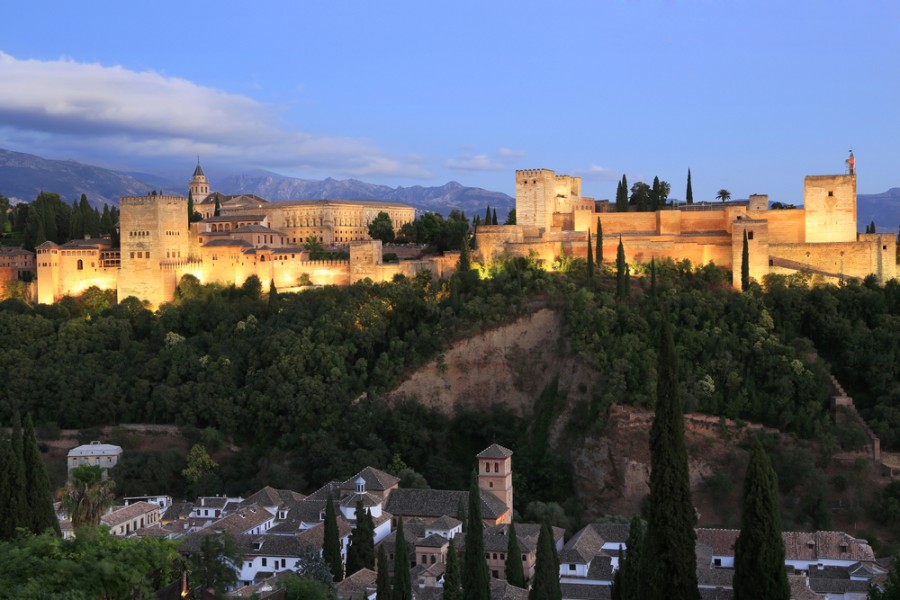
[
  {"xmin": 574, "ymin": 164, "xmax": 621, "ymax": 181},
  {"xmin": 0, "ymin": 52, "xmax": 429, "ymax": 178},
  {"xmin": 445, "ymin": 147, "xmax": 526, "ymax": 171}
]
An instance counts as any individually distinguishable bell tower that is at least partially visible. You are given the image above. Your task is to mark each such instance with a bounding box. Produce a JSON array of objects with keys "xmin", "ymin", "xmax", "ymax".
[
  {"xmin": 477, "ymin": 444, "xmax": 513, "ymax": 517},
  {"xmin": 189, "ymin": 159, "xmax": 210, "ymax": 201}
]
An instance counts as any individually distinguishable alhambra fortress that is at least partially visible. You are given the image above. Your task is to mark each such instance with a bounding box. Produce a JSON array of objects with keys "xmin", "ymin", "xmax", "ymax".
[{"xmin": 11, "ymin": 159, "xmax": 897, "ymax": 307}]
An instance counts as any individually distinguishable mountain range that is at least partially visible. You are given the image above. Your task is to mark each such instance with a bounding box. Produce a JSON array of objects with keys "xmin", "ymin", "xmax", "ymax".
[
  {"xmin": 0, "ymin": 148, "xmax": 896, "ymax": 231},
  {"xmin": 0, "ymin": 148, "xmax": 514, "ymax": 217}
]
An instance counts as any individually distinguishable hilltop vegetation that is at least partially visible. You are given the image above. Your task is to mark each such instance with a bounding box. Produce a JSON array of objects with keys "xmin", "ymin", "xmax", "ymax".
[{"xmin": 1, "ymin": 257, "xmax": 898, "ymax": 537}]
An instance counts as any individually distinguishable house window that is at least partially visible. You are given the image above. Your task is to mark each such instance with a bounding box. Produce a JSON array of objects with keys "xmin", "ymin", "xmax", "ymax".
[
  {"xmin": 492, "ymin": 570, "xmax": 499, "ymax": 578},
  {"xmin": 430, "ymin": 555, "xmax": 436, "ymax": 564},
  {"xmin": 569, "ymin": 564, "xmax": 576, "ymax": 571},
  {"xmin": 262, "ymin": 558, "xmax": 267, "ymax": 567},
  {"xmin": 484, "ymin": 463, "xmax": 490, "ymax": 473},
  {"xmin": 768, "ymin": 259, "xmax": 774, "ymax": 266},
  {"xmin": 77, "ymin": 259, "xmax": 83, "ymax": 270},
  {"xmin": 489, "ymin": 482, "xmax": 493, "ymax": 488},
  {"xmin": 714, "ymin": 558, "xmax": 722, "ymax": 567}
]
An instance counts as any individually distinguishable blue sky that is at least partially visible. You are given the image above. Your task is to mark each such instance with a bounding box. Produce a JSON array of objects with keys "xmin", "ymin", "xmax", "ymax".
[{"xmin": 0, "ymin": 0, "xmax": 898, "ymax": 205}]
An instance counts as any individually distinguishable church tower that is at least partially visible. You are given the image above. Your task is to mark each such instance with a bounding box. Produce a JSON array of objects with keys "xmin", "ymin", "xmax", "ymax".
[
  {"xmin": 189, "ymin": 160, "xmax": 210, "ymax": 201},
  {"xmin": 477, "ymin": 444, "xmax": 513, "ymax": 518}
]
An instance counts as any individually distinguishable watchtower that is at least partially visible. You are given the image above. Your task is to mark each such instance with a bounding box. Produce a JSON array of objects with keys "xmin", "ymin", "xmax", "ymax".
[
  {"xmin": 189, "ymin": 161, "xmax": 210, "ymax": 201},
  {"xmin": 516, "ymin": 169, "xmax": 557, "ymax": 232},
  {"xmin": 476, "ymin": 443, "xmax": 513, "ymax": 515},
  {"xmin": 118, "ymin": 193, "xmax": 190, "ymax": 306}
]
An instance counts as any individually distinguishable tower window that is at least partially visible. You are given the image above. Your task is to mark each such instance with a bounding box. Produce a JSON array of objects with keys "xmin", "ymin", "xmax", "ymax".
[
  {"xmin": 76, "ymin": 259, "xmax": 83, "ymax": 270},
  {"xmin": 494, "ymin": 462, "xmax": 499, "ymax": 473},
  {"xmin": 747, "ymin": 231, "xmax": 754, "ymax": 240},
  {"xmin": 828, "ymin": 191, "xmax": 834, "ymax": 197}
]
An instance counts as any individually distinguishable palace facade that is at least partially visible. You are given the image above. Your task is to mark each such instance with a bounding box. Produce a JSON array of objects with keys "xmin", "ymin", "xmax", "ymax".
[{"xmin": 35, "ymin": 165, "xmax": 450, "ymax": 307}]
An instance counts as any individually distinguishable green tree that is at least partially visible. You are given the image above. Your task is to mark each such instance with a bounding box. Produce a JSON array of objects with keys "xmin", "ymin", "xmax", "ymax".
[
  {"xmin": 741, "ymin": 230, "xmax": 750, "ymax": 292},
  {"xmin": 346, "ymin": 501, "xmax": 375, "ymax": 575},
  {"xmin": 303, "ymin": 235, "xmax": 325, "ymax": 253},
  {"xmin": 6, "ymin": 413, "xmax": 28, "ymax": 536},
  {"xmin": 214, "ymin": 195, "xmax": 221, "ymax": 217},
  {"xmin": 61, "ymin": 464, "xmax": 115, "ymax": 529},
  {"xmin": 586, "ymin": 231, "xmax": 594, "ymax": 280},
  {"xmin": 458, "ymin": 235, "xmax": 472, "ymax": 273},
  {"xmin": 376, "ymin": 543, "xmax": 391, "ymax": 599},
  {"xmin": 631, "ymin": 182, "xmax": 652, "ymax": 212},
  {"xmin": 100, "ymin": 204, "xmax": 113, "ymax": 235},
  {"xmin": 650, "ymin": 259, "xmax": 657, "ymax": 296},
  {"xmin": 181, "ymin": 444, "xmax": 218, "ymax": 485},
  {"xmin": 529, "ymin": 522, "xmax": 561, "ymax": 600},
  {"xmin": 22, "ymin": 414, "xmax": 60, "ymax": 536},
  {"xmin": 392, "ymin": 517, "xmax": 412, "ymax": 600},
  {"xmin": 504, "ymin": 208, "xmax": 517, "ymax": 225},
  {"xmin": 368, "ymin": 211, "xmax": 395, "ymax": 244},
  {"xmin": 659, "ymin": 180, "xmax": 671, "ymax": 207},
  {"xmin": 620, "ymin": 517, "xmax": 644, "ymax": 600},
  {"xmin": 505, "ymin": 521, "xmax": 526, "ymax": 588},
  {"xmin": 463, "ymin": 472, "xmax": 490, "ymax": 600},
  {"xmin": 733, "ymin": 439, "xmax": 790, "ymax": 600},
  {"xmin": 492, "ymin": 208, "xmax": 498, "ymax": 225},
  {"xmin": 716, "ymin": 188, "xmax": 731, "ymax": 203},
  {"xmin": 596, "ymin": 218, "xmax": 603, "ymax": 264},
  {"xmin": 651, "ymin": 176, "xmax": 661, "ymax": 211},
  {"xmin": 869, "ymin": 565, "xmax": 900, "ymax": 600},
  {"xmin": 686, "ymin": 169, "xmax": 693, "ymax": 204},
  {"xmin": 188, "ymin": 532, "xmax": 239, "ymax": 598},
  {"xmin": 444, "ymin": 537, "xmax": 463, "ymax": 600},
  {"xmin": 639, "ymin": 314, "xmax": 699, "ymax": 600},
  {"xmin": 0, "ymin": 435, "xmax": 17, "ymax": 540},
  {"xmin": 323, "ymin": 493, "xmax": 343, "ymax": 582},
  {"xmin": 616, "ymin": 237, "xmax": 627, "ymax": 300},
  {"xmin": 279, "ymin": 575, "xmax": 331, "ymax": 600},
  {"xmin": 294, "ymin": 544, "xmax": 337, "ymax": 592},
  {"xmin": 616, "ymin": 176, "xmax": 629, "ymax": 212},
  {"xmin": 485, "ymin": 206, "xmax": 492, "ymax": 224}
]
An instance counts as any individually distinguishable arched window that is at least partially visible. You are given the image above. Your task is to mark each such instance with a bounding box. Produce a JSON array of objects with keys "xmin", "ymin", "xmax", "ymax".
[
  {"xmin": 494, "ymin": 462, "xmax": 499, "ymax": 473},
  {"xmin": 76, "ymin": 259, "xmax": 83, "ymax": 270}
]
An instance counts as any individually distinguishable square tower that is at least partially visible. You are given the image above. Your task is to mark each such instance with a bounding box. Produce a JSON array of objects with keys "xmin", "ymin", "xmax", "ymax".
[
  {"xmin": 803, "ymin": 174, "xmax": 856, "ymax": 243},
  {"xmin": 516, "ymin": 169, "xmax": 557, "ymax": 232},
  {"xmin": 118, "ymin": 194, "xmax": 190, "ymax": 306},
  {"xmin": 477, "ymin": 443, "xmax": 513, "ymax": 516}
]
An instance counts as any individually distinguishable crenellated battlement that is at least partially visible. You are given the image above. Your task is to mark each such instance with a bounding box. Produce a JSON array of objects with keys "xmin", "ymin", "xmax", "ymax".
[
  {"xmin": 120, "ymin": 195, "xmax": 186, "ymax": 207},
  {"xmin": 516, "ymin": 168, "xmax": 554, "ymax": 179}
]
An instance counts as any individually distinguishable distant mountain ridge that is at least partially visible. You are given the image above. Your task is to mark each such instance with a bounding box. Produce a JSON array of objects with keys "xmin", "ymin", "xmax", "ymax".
[
  {"xmin": 857, "ymin": 188, "xmax": 900, "ymax": 233},
  {"xmin": 0, "ymin": 149, "xmax": 514, "ymax": 217}
]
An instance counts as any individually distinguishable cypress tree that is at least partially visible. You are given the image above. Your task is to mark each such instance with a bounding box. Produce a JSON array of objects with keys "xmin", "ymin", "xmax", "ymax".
[
  {"xmin": 458, "ymin": 236, "xmax": 472, "ymax": 273},
  {"xmin": 322, "ymin": 493, "xmax": 343, "ymax": 582},
  {"xmin": 529, "ymin": 522, "xmax": 561, "ymax": 600},
  {"xmin": 733, "ymin": 439, "xmax": 790, "ymax": 600},
  {"xmin": 620, "ymin": 517, "xmax": 645, "ymax": 600},
  {"xmin": 268, "ymin": 279, "xmax": 279, "ymax": 307},
  {"xmin": 485, "ymin": 206, "xmax": 492, "ymax": 224},
  {"xmin": 376, "ymin": 544, "xmax": 391, "ymax": 599},
  {"xmin": 463, "ymin": 473, "xmax": 490, "ymax": 600},
  {"xmin": 639, "ymin": 314, "xmax": 699, "ymax": 600},
  {"xmin": 187, "ymin": 191, "xmax": 195, "ymax": 223},
  {"xmin": 616, "ymin": 237, "xmax": 626, "ymax": 300},
  {"xmin": 505, "ymin": 521, "xmax": 526, "ymax": 588},
  {"xmin": 0, "ymin": 434, "xmax": 14, "ymax": 540},
  {"xmin": 611, "ymin": 568, "xmax": 623, "ymax": 600},
  {"xmin": 686, "ymin": 169, "xmax": 693, "ymax": 205},
  {"xmin": 444, "ymin": 537, "xmax": 463, "ymax": 600},
  {"xmin": 100, "ymin": 204, "xmax": 112, "ymax": 235},
  {"xmin": 586, "ymin": 232, "xmax": 594, "ymax": 280},
  {"xmin": 492, "ymin": 208, "xmax": 498, "ymax": 225},
  {"xmin": 596, "ymin": 218, "xmax": 603, "ymax": 264},
  {"xmin": 347, "ymin": 501, "xmax": 374, "ymax": 575},
  {"xmin": 616, "ymin": 177, "xmax": 629, "ymax": 212},
  {"xmin": 214, "ymin": 195, "xmax": 221, "ymax": 217},
  {"xmin": 9, "ymin": 413, "xmax": 28, "ymax": 534},
  {"xmin": 650, "ymin": 259, "xmax": 657, "ymax": 296},
  {"xmin": 23, "ymin": 414, "xmax": 60, "ymax": 536},
  {"xmin": 70, "ymin": 200, "xmax": 83, "ymax": 240},
  {"xmin": 391, "ymin": 517, "xmax": 412, "ymax": 600},
  {"xmin": 741, "ymin": 230, "xmax": 750, "ymax": 291},
  {"xmin": 651, "ymin": 176, "xmax": 661, "ymax": 212}
]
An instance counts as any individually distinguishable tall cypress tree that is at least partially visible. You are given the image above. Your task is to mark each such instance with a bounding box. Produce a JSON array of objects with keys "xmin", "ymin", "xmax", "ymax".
[
  {"xmin": 187, "ymin": 191, "xmax": 195, "ymax": 223},
  {"xmin": 463, "ymin": 473, "xmax": 490, "ymax": 600},
  {"xmin": 322, "ymin": 494, "xmax": 343, "ymax": 582},
  {"xmin": 529, "ymin": 522, "xmax": 561, "ymax": 600},
  {"xmin": 391, "ymin": 517, "xmax": 412, "ymax": 600},
  {"xmin": 651, "ymin": 176, "xmax": 661, "ymax": 212},
  {"xmin": 616, "ymin": 177, "xmax": 629, "ymax": 212},
  {"xmin": 733, "ymin": 439, "xmax": 790, "ymax": 600},
  {"xmin": 620, "ymin": 517, "xmax": 645, "ymax": 600},
  {"xmin": 346, "ymin": 501, "xmax": 374, "ymax": 575},
  {"xmin": 741, "ymin": 230, "xmax": 750, "ymax": 291},
  {"xmin": 639, "ymin": 315, "xmax": 699, "ymax": 600},
  {"xmin": 616, "ymin": 237, "xmax": 627, "ymax": 300},
  {"xmin": 505, "ymin": 521, "xmax": 526, "ymax": 588},
  {"xmin": 376, "ymin": 544, "xmax": 391, "ymax": 599},
  {"xmin": 444, "ymin": 537, "xmax": 463, "ymax": 600},
  {"xmin": 485, "ymin": 206, "xmax": 492, "ymax": 224},
  {"xmin": 686, "ymin": 169, "xmax": 693, "ymax": 205},
  {"xmin": 23, "ymin": 414, "xmax": 60, "ymax": 536},
  {"xmin": 214, "ymin": 195, "xmax": 221, "ymax": 217},
  {"xmin": 596, "ymin": 218, "xmax": 603, "ymax": 264},
  {"xmin": 0, "ymin": 434, "xmax": 14, "ymax": 540},
  {"xmin": 492, "ymin": 208, "xmax": 498, "ymax": 226},
  {"xmin": 586, "ymin": 232, "xmax": 594, "ymax": 280},
  {"xmin": 9, "ymin": 413, "xmax": 28, "ymax": 535}
]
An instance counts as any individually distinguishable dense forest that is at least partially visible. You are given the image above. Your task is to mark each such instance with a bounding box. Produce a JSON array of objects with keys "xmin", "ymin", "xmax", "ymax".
[{"xmin": 1, "ymin": 254, "xmax": 899, "ymax": 535}]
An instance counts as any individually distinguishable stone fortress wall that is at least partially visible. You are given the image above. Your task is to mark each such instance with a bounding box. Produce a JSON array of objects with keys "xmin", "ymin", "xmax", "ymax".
[{"xmin": 479, "ymin": 165, "xmax": 897, "ymax": 288}]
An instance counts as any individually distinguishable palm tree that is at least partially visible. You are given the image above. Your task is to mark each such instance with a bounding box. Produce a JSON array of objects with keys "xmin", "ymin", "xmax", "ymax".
[
  {"xmin": 716, "ymin": 189, "xmax": 731, "ymax": 203},
  {"xmin": 61, "ymin": 464, "xmax": 115, "ymax": 528},
  {"xmin": 659, "ymin": 181, "xmax": 672, "ymax": 206}
]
